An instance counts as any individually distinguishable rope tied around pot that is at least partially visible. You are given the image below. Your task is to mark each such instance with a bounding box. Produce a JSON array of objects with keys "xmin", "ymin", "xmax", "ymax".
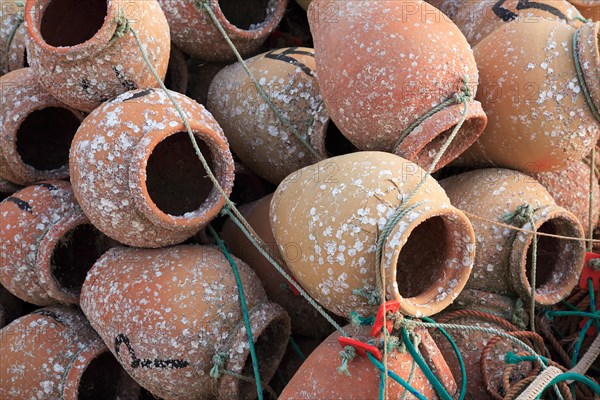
[
  {"xmin": 392, "ymin": 76, "xmax": 474, "ymax": 154},
  {"xmin": 337, "ymin": 345, "xmax": 357, "ymax": 376},
  {"xmin": 573, "ymin": 26, "xmax": 600, "ymax": 124},
  {"xmin": 210, "ymin": 352, "xmax": 228, "ymax": 379}
]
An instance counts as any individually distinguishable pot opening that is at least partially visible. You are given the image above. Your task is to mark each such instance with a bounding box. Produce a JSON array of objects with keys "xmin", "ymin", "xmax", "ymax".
[
  {"xmin": 238, "ymin": 315, "xmax": 289, "ymax": 400},
  {"xmin": 51, "ymin": 224, "xmax": 111, "ymax": 295},
  {"xmin": 78, "ymin": 353, "xmax": 130, "ymax": 400},
  {"xmin": 218, "ymin": 0, "xmax": 273, "ymax": 30},
  {"xmin": 145, "ymin": 131, "xmax": 214, "ymax": 216},
  {"xmin": 396, "ymin": 216, "xmax": 448, "ymax": 298},
  {"xmin": 16, "ymin": 107, "xmax": 80, "ymax": 171},
  {"xmin": 40, "ymin": 0, "xmax": 107, "ymax": 47},
  {"xmin": 325, "ymin": 120, "xmax": 358, "ymax": 157}
]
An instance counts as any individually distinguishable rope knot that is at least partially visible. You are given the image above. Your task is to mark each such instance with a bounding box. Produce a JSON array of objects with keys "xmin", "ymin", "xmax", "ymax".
[
  {"xmin": 452, "ymin": 76, "xmax": 473, "ymax": 104},
  {"xmin": 210, "ymin": 352, "xmax": 228, "ymax": 379},
  {"xmin": 511, "ymin": 298, "xmax": 528, "ymax": 330},
  {"xmin": 389, "ymin": 310, "xmax": 404, "ymax": 331},
  {"xmin": 352, "ymin": 288, "xmax": 381, "ymax": 306},
  {"xmin": 112, "ymin": 11, "xmax": 131, "ymax": 41},
  {"xmin": 503, "ymin": 203, "xmax": 535, "ymax": 226},
  {"xmin": 337, "ymin": 345, "xmax": 356, "ymax": 376}
]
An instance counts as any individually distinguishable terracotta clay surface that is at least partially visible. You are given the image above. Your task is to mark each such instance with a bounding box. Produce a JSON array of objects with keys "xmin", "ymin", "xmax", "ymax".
[
  {"xmin": 427, "ymin": 0, "xmax": 582, "ymax": 45},
  {"xmin": 0, "ymin": 181, "xmax": 111, "ymax": 306},
  {"xmin": 0, "ymin": 0, "xmax": 27, "ymax": 74},
  {"xmin": 440, "ymin": 168, "xmax": 585, "ymax": 305},
  {"xmin": 80, "ymin": 245, "xmax": 291, "ymax": 400},
  {"xmin": 459, "ymin": 19, "xmax": 600, "ymax": 172},
  {"xmin": 156, "ymin": 0, "xmax": 288, "ymax": 62},
  {"xmin": 270, "ymin": 152, "xmax": 476, "ymax": 318},
  {"xmin": 571, "ymin": 0, "xmax": 600, "ymax": 19},
  {"xmin": 308, "ymin": 0, "xmax": 487, "ymax": 172},
  {"xmin": 25, "ymin": 0, "xmax": 170, "ymax": 112},
  {"xmin": 0, "ymin": 68, "xmax": 84, "ymax": 185},
  {"xmin": 222, "ymin": 193, "xmax": 336, "ymax": 340},
  {"xmin": 70, "ymin": 88, "xmax": 234, "ymax": 248},
  {"xmin": 0, "ymin": 305, "xmax": 140, "ymax": 400},
  {"xmin": 280, "ymin": 324, "xmax": 457, "ymax": 399}
]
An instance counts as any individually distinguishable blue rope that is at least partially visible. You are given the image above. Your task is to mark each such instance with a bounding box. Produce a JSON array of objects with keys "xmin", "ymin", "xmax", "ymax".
[
  {"xmin": 208, "ymin": 226, "xmax": 264, "ymax": 399},
  {"xmin": 366, "ymin": 352, "xmax": 428, "ymax": 400}
]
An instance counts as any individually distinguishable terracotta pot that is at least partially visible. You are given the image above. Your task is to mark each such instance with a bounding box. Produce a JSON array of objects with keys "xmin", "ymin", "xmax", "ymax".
[
  {"xmin": 432, "ymin": 289, "xmax": 533, "ymax": 400},
  {"xmin": 0, "ymin": 305, "xmax": 141, "ymax": 400},
  {"xmin": 81, "ymin": 244, "xmax": 291, "ymax": 400},
  {"xmin": 70, "ymin": 88, "xmax": 235, "ymax": 248},
  {"xmin": 0, "ymin": 283, "xmax": 30, "ymax": 328},
  {"xmin": 269, "ymin": 337, "xmax": 320, "ymax": 394},
  {"xmin": 0, "ymin": 0, "xmax": 27, "ymax": 74},
  {"xmin": 222, "ymin": 193, "xmax": 336, "ymax": 340},
  {"xmin": 0, "ymin": 181, "xmax": 113, "ymax": 306},
  {"xmin": 208, "ymin": 47, "xmax": 357, "ymax": 184},
  {"xmin": 427, "ymin": 0, "xmax": 582, "ymax": 45},
  {"xmin": 440, "ymin": 168, "xmax": 585, "ymax": 305},
  {"xmin": 0, "ymin": 68, "xmax": 84, "ymax": 185},
  {"xmin": 270, "ymin": 152, "xmax": 476, "ymax": 318},
  {"xmin": 571, "ymin": 0, "xmax": 600, "ymax": 19},
  {"xmin": 280, "ymin": 324, "xmax": 457, "ymax": 399},
  {"xmin": 156, "ymin": 0, "xmax": 287, "ymax": 62},
  {"xmin": 458, "ymin": 19, "xmax": 600, "ymax": 172},
  {"xmin": 308, "ymin": 0, "xmax": 487, "ymax": 172},
  {"xmin": 165, "ymin": 44, "xmax": 189, "ymax": 94},
  {"xmin": 25, "ymin": 0, "xmax": 170, "ymax": 112},
  {"xmin": 532, "ymin": 159, "xmax": 600, "ymax": 237}
]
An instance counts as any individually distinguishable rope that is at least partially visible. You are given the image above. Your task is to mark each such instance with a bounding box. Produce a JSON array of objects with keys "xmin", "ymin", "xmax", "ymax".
[
  {"xmin": 208, "ymin": 226, "xmax": 264, "ymax": 399},
  {"xmin": 573, "ymin": 27, "xmax": 600, "ymax": 124},
  {"xmin": 365, "ymin": 352, "xmax": 429, "ymax": 400},
  {"xmin": 5, "ymin": 1, "xmax": 24, "ymax": 69},
  {"xmin": 337, "ymin": 345, "xmax": 356, "ymax": 376}
]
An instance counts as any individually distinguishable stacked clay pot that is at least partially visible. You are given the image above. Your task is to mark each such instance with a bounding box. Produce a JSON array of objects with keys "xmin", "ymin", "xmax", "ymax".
[
  {"xmin": 80, "ymin": 245, "xmax": 291, "ymax": 400},
  {"xmin": 0, "ymin": 306, "xmax": 140, "ymax": 399},
  {"xmin": 280, "ymin": 325, "xmax": 458, "ymax": 399},
  {"xmin": 222, "ymin": 193, "xmax": 335, "ymax": 339},
  {"xmin": 0, "ymin": 181, "xmax": 112, "ymax": 305},
  {"xmin": 156, "ymin": 0, "xmax": 288, "ymax": 62},
  {"xmin": 458, "ymin": 18, "xmax": 600, "ymax": 172},
  {"xmin": 0, "ymin": 0, "xmax": 27, "ymax": 74},
  {"xmin": 0, "ymin": 68, "xmax": 84, "ymax": 185},
  {"xmin": 270, "ymin": 152, "xmax": 476, "ymax": 318},
  {"xmin": 571, "ymin": 0, "xmax": 600, "ymax": 19},
  {"xmin": 209, "ymin": 47, "xmax": 350, "ymax": 184},
  {"xmin": 70, "ymin": 88, "xmax": 235, "ymax": 248},
  {"xmin": 308, "ymin": 0, "xmax": 488, "ymax": 172},
  {"xmin": 427, "ymin": 0, "xmax": 582, "ymax": 45},
  {"xmin": 25, "ymin": 0, "xmax": 170, "ymax": 112},
  {"xmin": 440, "ymin": 168, "xmax": 585, "ymax": 305}
]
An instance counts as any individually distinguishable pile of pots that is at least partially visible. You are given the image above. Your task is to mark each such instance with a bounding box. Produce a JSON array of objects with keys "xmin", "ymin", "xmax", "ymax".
[{"xmin": 0, "ymin": 0, "xmax": 599, "ymax": 399}]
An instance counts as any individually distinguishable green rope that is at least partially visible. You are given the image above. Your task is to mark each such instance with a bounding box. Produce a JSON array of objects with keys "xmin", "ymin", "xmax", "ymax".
[
  {"xmin": 5, "ymin": 1, "xmax": 24, "ymax": 69},
  {"xmin": 337, "ymin": 345, "xmax": 356, "ymax": 376},
  {"xmin": 210, "ymin": 352, "xmax": 228, "ymax": 379},
  {"xmin": 393, "ymin": 77, "xmax": 473, "ymax": 153},
  {"xmin": 398, "ymin": 360, "xmax": 417, "ymax": 400},
  {"xmin": 512, "ymin": 298, "xmax": 528, "ymax": 330},
  {"xmin": 208, "ymin": 225, "xmax": 263, "ymax": 399},
  {"xmin": 289, "ymin": 337, "xmax": 307, "ymax": 362},
  {"xmin": 352, "ymin": 288, "xmax": 381, "ymax": 305},
  {"xmin": 196, "ymin": 0, "xmax": 321, "ymax": 160},
  {"xmin": 505, "ymin": 352, "xmax": 549, "ymax": 366},
  {"xmin": 350, "ymin": 311, "xmax": 375, "ymax": 326},
  {"xmin": 573, "ymin": 27, "xmax": 600, "ymax": 123},
  {"xmin": 366, "ymin": 352, "xmax": 428, "ymax": 400}
]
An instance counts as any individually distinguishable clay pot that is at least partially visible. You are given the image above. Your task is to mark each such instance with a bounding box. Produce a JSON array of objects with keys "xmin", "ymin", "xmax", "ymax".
[
  {"xmin": 269, "ymin": 337, "xmax": 320, "ymax": 394},
  {"xmin": 571, "ymin": 0, "xmax": 600, "ymax": 20},
  {"xmin": 156, "ymin": 0, "xmax": 287, "ymax": 62},
  {"xmin": 440, "ymin": 168, "xmax": 585, "ymax": 305},
  {"xmin": 270, "ymin": 152, "xmax": 476, "ymax": 318},
  {"xmin": 70, "ymin": 88, "xmax": 235, "ymax": 248},
  {"xmin": 165, "ymin": 44, "xmax": 189, "ymax": 94},
  {"xmin": 80, "ymin": 244, "xmax": 291, "ymax": 400},
  {"xmin": 208, "ymin": 47, "xmax": 356, "ymax": 184},
  {"xmin": 532, "ymin": 159, "xmax": 600, "ymax": 237},
  {"xmin": 280, "ymin": 324, "xmax": 457, "ymax": 399},
  {"xmin": 0, "ymin": 181, "xmax": 113, "ymax": 306},
  {"xmin": 0, "ymin": 68, "xmax": 84, "ymax": 185},
  {"xmin": 458, "ymin": 19, "xmax": 600, "ymax": 172},
  {"xmin": 432, "ymin": 289, "xmax": 533, "ymax": 400},
  {"xmin": 25, "ymin": 0, "xmax": 170, "ymax": 112},
  {"xmin": 427, "ymin": 0, "xmax": 582, "ymax": 45},
  {"xmin": 222, "ymin": 193, "xmax": 336, "ymax": 340},
  {"xmin": 308, "ymin": 0, "xmax": 487, "ymax": 172},
  {"xmin": 0, "ymin": 0, "xmax": 27, "ymax": 74},
  {"xmin": 0, "ymin": 305, "xmax": 141, "ymax": 400}
]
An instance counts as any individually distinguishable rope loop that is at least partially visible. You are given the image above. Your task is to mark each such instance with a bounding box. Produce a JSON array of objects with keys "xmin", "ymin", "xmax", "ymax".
[
  {"xmin": 337, "ymin": 345, "xmax": 357, "ymax": 376},
  {"xmin": 210, "ymin": 352, "xmax": 228, "ymax": 379},
  {"xmin": 503, "ymin": 203, "xmax": 535, "ymax": 226}
]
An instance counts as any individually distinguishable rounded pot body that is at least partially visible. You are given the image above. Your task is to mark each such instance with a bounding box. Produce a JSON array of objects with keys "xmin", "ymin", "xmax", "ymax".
[
  {"xmin": 156, "ymin": 0, "xmax": 287, "ymax": 62},
  {"xmin": 0, "ymin": 181, "xmax": 111, "ymax": 305},
  {"xmin": 80, "ymin": 245, "xmax": 291, "ymax": 400},
  {"xmin": 571, "ymin": 0, "xmax": 600, "ymax": 20},
  {"xmin": 270, "ymin": 152, "xmax": 476, "ymax": 318},
  {"xmin": 0, "ymin": 68, "xmax": 84, "ymax": 185},
  {"xmin": 280, "ymin": 324, "xmax": 457, "ymax": 399},
  {"xmin": 459, "ymin": 19, "xmax": 600, "ymax": 172},
  {"xmin": 0, "ymin": 305, "xmax": 140, "ymax": 400},
  {"xmin": 440, "ymin": 168, "xmax": 586, "ymax": 305},
  {"xmin": 0, "ymin": 0, "xmax": 27, "ymax": 74},
  {"xmin": 222, "ymin": 193, "xmax": 336, "ymax": 340},
  {"xmin": 70, "ymin": 88, "xmax": 235, "ymax": 248},
  {"xmin": 25, "ymin": 0, "xmax": 170, "ymax": 112},
  {"xmin": 308, "ymin": 0, "xmax": 487, "ymax": 172}
]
